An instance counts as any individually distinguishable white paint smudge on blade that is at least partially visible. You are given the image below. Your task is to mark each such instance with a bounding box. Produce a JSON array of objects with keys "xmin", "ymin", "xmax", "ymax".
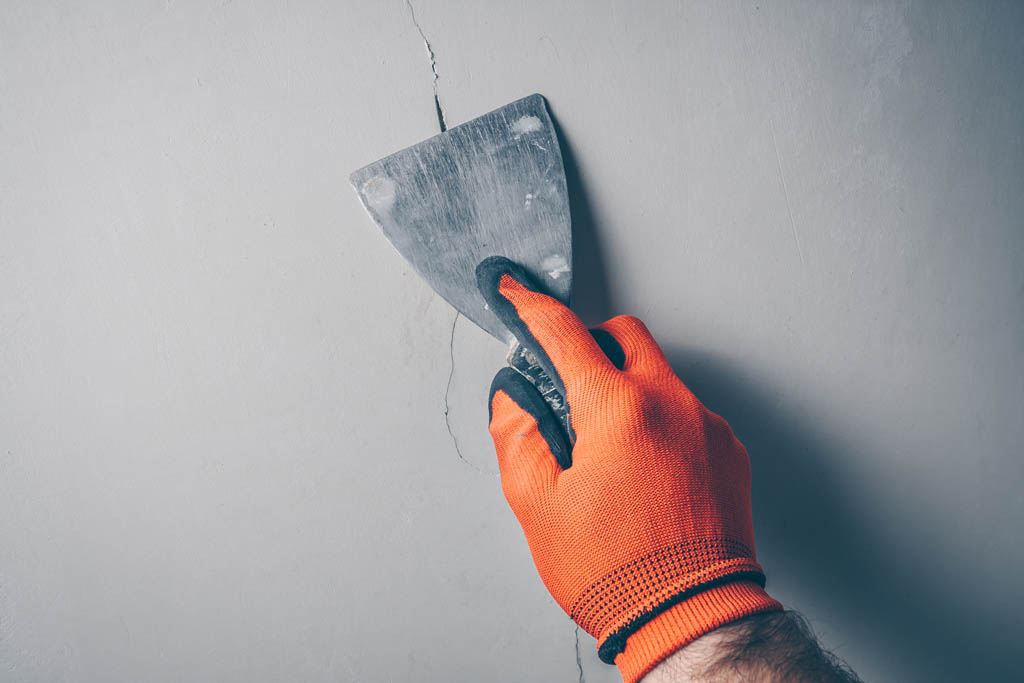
[
  {"xmin": 511, "ymin": 115, "xmax": 543, "ymax": 139},
  {"xmin": 361, "ymin": 175, "xmax": 397, "ymax": 212},
  {"xmin": 541, "ymin": 254, "xmax": 570, "ymax": 280}
]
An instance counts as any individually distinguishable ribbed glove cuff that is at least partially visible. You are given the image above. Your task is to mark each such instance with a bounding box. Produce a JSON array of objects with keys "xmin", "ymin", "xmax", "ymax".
[{"xmin": 614, "ymin": 580, "xmax": 783, "ymax": 683}]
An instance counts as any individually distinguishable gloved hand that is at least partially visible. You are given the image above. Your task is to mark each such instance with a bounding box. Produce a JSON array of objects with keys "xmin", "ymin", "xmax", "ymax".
[{"xmin": 476, "ymin": 257, "xmax": 782, "ymax": 683}]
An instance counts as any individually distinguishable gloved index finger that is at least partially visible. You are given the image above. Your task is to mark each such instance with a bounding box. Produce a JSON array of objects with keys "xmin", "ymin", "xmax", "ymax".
[{"xmin": 476, "ymin": 256, "xmax": 613, "ymax": 398}]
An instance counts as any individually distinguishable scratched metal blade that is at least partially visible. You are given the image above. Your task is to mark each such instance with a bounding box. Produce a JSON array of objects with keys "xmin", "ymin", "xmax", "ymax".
[{"xmin": 350, "ymin": 93, "xmax": 572, "ymax": 343}]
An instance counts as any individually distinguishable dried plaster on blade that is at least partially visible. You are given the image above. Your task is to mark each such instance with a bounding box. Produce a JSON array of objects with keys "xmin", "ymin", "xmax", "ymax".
[
  {"xmin": 541, "ymin": 254, "xmax": 570, "ymax": 280},
  {"xmin": 513, "ymin": 115, "xmax": 552, "ymax": 211},
  {"xmin": 511, "ymin": 115, "xmax": 543, "ymax": 139},
  {"xmin": 361, "ymin": 175, "xmax": 397, "ymax": 213}
]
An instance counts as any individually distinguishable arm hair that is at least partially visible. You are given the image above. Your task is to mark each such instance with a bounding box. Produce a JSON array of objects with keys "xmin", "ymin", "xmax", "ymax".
[{"xmin": 640, "ymin": 610, "xmax": 863, "ymax": 683}]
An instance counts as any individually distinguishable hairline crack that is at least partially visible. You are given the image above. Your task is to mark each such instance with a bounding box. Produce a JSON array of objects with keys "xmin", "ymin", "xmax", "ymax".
[
  {"xmin": 404, "ymin": 0, "xmax": 448, "ymax": 132},
  {"xmin": 443, "ymin": 311, "xmax": 484, "ymax": 473},
  {"xmin": 575, "ymin": 626, "xmax": 586, "ymax": 683}
]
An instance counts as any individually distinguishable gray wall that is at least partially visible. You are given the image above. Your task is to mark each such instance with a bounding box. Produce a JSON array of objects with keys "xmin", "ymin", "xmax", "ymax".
[{"xmin": 2, "ymin": 2, "xmax": 1022, "ymax": 681}]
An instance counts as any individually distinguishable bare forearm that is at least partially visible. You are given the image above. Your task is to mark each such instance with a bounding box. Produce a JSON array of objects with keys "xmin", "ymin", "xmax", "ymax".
[{"xmin": 639, "ymin": 611, "xmax": 862, "ymax": 683}]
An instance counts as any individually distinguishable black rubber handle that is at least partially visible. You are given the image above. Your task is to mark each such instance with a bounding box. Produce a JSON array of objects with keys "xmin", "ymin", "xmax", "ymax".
[{"xmin": 506, "ymin": 342, "xmax": 572, "ymax": 443}]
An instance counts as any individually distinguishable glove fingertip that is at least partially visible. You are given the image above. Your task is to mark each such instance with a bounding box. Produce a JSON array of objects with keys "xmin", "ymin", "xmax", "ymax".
[{"xmin": 476, "ymin": 256, "xmax": 542, "ymax": 321}]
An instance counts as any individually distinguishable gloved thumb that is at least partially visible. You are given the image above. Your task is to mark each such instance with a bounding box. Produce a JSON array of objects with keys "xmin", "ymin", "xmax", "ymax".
[{"xmin": 488, "ymin": 367, "xmax": 570, "ymax": 509}]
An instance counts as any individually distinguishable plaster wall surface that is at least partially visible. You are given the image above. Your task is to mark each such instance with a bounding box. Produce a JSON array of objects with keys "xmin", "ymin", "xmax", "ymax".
[{"xmin": 2, "ymin": 2, "xmax": 1022, "ymax": 682}]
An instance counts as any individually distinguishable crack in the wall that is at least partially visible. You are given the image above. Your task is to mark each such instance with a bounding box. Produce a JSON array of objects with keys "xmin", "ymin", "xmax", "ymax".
[
  {"xmin": 443, "ymin": 311, "xmax": 483, "ymax": 473},
  {"xmin": 574, "ymin": 626, "xmax": 586, "ymax": 683},
  {"xmin": 768, "ymin": 117, "xmax": 804, "ymax": 265},
  {"xmin": 443, "ymin": 312, "xmax": 463, "ymax": 460},
  {"xmin": 404, "ymin": 0, "xmax": 448, "ymax": 132},
  {"xmin": 403, "ymin": 2, "xmax": 469, "ymax": 471}
]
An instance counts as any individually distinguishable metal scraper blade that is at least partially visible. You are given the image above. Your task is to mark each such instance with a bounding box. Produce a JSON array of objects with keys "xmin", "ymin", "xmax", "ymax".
[{"xmin": 349, "ymin": 93, "xmax": 572, "ymax": 344}]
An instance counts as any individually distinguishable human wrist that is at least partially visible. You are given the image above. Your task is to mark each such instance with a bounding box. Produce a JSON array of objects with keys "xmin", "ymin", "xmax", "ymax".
[
  {"xmin": 616, "ymin": 580, "xmax": 782, "ymax": 683},
  {"xmin": 636, "ymin": 617, "xmax": 753, "ymax": 683},
  {"xmin": 635, "ymin": 607, "xmax": 863, "ymax": 683}
]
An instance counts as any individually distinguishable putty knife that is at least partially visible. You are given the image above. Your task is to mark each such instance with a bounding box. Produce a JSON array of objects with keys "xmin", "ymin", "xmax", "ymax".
[{"xmin": 350, "ymin": 94, "xmax": 572, "ymax": 433}]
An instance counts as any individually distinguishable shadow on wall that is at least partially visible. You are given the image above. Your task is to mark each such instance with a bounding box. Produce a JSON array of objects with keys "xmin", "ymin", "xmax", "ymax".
[
  {"xmin": 547, "ymin": 95, "xmax": 1019, "ymax": 682},
  {"xmin": 661, "ymin": 346, "xmax": 1020, "ymax": 683},
  {"xmin": 549, "ymin": 107, "xmax": 613, "ymax": 325}
]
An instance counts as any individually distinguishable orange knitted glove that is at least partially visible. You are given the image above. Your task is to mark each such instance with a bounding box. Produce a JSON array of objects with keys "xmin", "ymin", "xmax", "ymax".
[{"xmin": 476, "ymin": 257, "xmax": 782, "ymax": 683}]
